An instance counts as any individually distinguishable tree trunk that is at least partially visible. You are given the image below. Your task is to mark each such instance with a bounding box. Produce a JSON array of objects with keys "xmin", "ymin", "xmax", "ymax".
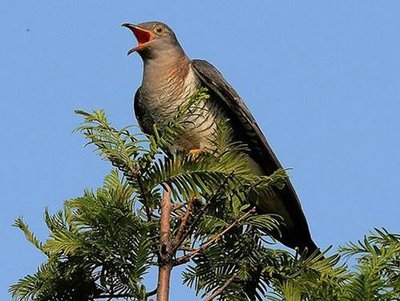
[
  {"xmin": 157, "ymin": 262, "xmax": 172, "ymax": 301},
  {"xmin": 157, "ymin": 188, "xmax": 172, "ymax": 301}
]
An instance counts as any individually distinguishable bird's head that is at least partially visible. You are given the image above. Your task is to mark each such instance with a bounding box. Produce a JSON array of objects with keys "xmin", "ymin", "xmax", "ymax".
[{"xmin": 122, "ymin": 21, "xmax": 185, "ymax": 60}]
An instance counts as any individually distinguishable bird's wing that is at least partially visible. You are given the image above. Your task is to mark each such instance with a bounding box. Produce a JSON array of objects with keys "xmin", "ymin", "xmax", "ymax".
[
  {"xmin": 191, "ymin": 59, "xmax": 284, "ymax": 175},
  {"xmin": 134, "ymin": 87, "xmax": 155, "ymax": 136},
  {"xmin": 191, "ymin": 59, "xmax": 316, "ymax": 252}
]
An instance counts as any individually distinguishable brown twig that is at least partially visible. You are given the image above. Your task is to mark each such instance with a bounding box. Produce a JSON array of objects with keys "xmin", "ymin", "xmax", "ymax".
[
  {"xmin": 178, "ymin": 247, "xmax": 197, "ymax": 252},
  {"xmin": 175, "ymin": 207, "xmax": 256, "ymax": 266},
  {"xmin": 97, "ymin": 287, "xmax": 157, "ymax": 300},
  {"xmin": 146, "ymin": 288, "xmax": 158, "ymax": 298},
  {"xmin": 172, "ymin": 197, "xmax": 195, "ymax": 248},
  {"xmin": 171, "ymin": 202, "xmax": 186, "ymax": 211},
  {"xmin": 203, "ymin": 272, "xmax": 238, "ymax": 301},
  {"xmin": 125, "ymin": 164, "xmax": 153, "ymax": 222},
  {"xmin": 172, "ymin": 172, "xmax": 234, "ymax": 253}
]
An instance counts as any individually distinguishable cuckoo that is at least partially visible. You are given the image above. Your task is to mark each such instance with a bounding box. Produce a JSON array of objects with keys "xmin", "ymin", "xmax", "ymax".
[{"xmin": 123, "ymin": 21, "xmax": 319, "ymax": 255}]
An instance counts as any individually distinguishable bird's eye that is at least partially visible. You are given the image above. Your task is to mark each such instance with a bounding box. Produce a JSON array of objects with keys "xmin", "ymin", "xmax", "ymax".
[{"xmin": 153, "ymin": 24, "xmax": 166, "ymax": 36}]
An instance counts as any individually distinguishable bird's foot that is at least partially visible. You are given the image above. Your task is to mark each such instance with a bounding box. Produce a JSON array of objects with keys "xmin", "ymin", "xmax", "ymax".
[{"xmin": 189, "ymin": 148, "xmax": 203, "ymax": 157}]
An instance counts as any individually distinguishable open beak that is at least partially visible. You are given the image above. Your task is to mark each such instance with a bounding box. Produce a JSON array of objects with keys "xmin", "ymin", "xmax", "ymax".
[{"xmin": 122, "ymin": 23, "xmax": 154, "ymax": 55}]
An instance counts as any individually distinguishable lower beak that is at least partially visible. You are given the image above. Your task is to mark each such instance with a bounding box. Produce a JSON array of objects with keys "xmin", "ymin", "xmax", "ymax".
[{"xmin": 127, "ymin": 47, "xmax": 137, "ymax": 56}]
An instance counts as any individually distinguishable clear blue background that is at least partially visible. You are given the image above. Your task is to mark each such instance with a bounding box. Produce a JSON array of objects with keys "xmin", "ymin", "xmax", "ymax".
[{"xmin": 1, "ymin": 1, "xmax": 399, "ymax": 300}]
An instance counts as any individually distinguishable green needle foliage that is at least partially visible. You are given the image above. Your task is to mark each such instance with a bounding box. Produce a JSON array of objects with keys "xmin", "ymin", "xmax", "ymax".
[{"xmin": 10, "ymin": 90, "xmax": 400, "ymax": 300}]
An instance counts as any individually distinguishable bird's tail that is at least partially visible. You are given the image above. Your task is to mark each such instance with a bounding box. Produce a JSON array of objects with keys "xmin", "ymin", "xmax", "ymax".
[{"xmin": 298, "ymin": 239, "xmax": 322, "ymax": 259}]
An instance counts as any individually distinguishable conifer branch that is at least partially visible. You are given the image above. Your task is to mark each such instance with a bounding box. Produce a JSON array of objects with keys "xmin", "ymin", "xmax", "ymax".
[
  {"xmin": 175, "ymin": 207, "xmax": 256, "ymax": 266},
  {"xmin": 137, "ymin": 173, "xmax": 152, "ymax": 221},
  {"xmin": 172, "ymin": 172, "xmax": 235, "ymax": 254},
  {"xmin": 203, "ymin": 271, "xmax": 238, "ymax": 301}
]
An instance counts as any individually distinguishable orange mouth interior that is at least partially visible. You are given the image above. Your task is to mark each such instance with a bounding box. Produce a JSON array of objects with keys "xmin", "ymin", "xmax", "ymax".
[{"xmin": 132, "ymin": 27, "xmax": 153, "ymax": 45}]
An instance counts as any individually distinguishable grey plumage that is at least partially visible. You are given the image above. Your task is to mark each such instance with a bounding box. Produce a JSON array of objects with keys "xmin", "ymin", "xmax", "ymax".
[{"xmin": 123, "ymin": 21, "xmax": 318, "ymax": 255}]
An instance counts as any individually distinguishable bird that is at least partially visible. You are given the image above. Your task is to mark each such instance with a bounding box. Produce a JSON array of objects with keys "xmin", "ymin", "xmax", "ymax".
[{"xmin": 122, "ymin": 21, "xmax": 319, "ymax": 256}]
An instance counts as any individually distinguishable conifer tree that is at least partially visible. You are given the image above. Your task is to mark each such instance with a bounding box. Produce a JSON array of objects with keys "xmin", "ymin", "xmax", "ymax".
[{"xmin": 10, "ymin": 90, "xmax": 400, "ymax": 300}]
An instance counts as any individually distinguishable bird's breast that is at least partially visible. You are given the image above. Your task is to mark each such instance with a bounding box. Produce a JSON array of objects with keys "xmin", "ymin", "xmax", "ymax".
[{"xmin": 139, "ymin": 68, "xmax": 224, "ymax": 151}]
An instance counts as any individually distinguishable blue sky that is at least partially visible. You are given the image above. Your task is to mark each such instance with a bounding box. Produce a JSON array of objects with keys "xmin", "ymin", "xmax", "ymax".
[{"xmin": 1, "ymin": 1, "xmax": 399, "ymax": 299}]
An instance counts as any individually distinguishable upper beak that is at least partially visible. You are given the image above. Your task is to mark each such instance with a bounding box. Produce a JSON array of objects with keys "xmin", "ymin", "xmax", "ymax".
[{"xmin": 122, "ymin": 23, "xmax": 154, "ymax": 55}]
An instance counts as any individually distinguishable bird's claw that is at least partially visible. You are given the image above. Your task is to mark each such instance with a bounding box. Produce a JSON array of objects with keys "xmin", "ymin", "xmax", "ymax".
[{"xmin": 189, "ymin": 148, "xmax": 203, "ymax": 157}]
